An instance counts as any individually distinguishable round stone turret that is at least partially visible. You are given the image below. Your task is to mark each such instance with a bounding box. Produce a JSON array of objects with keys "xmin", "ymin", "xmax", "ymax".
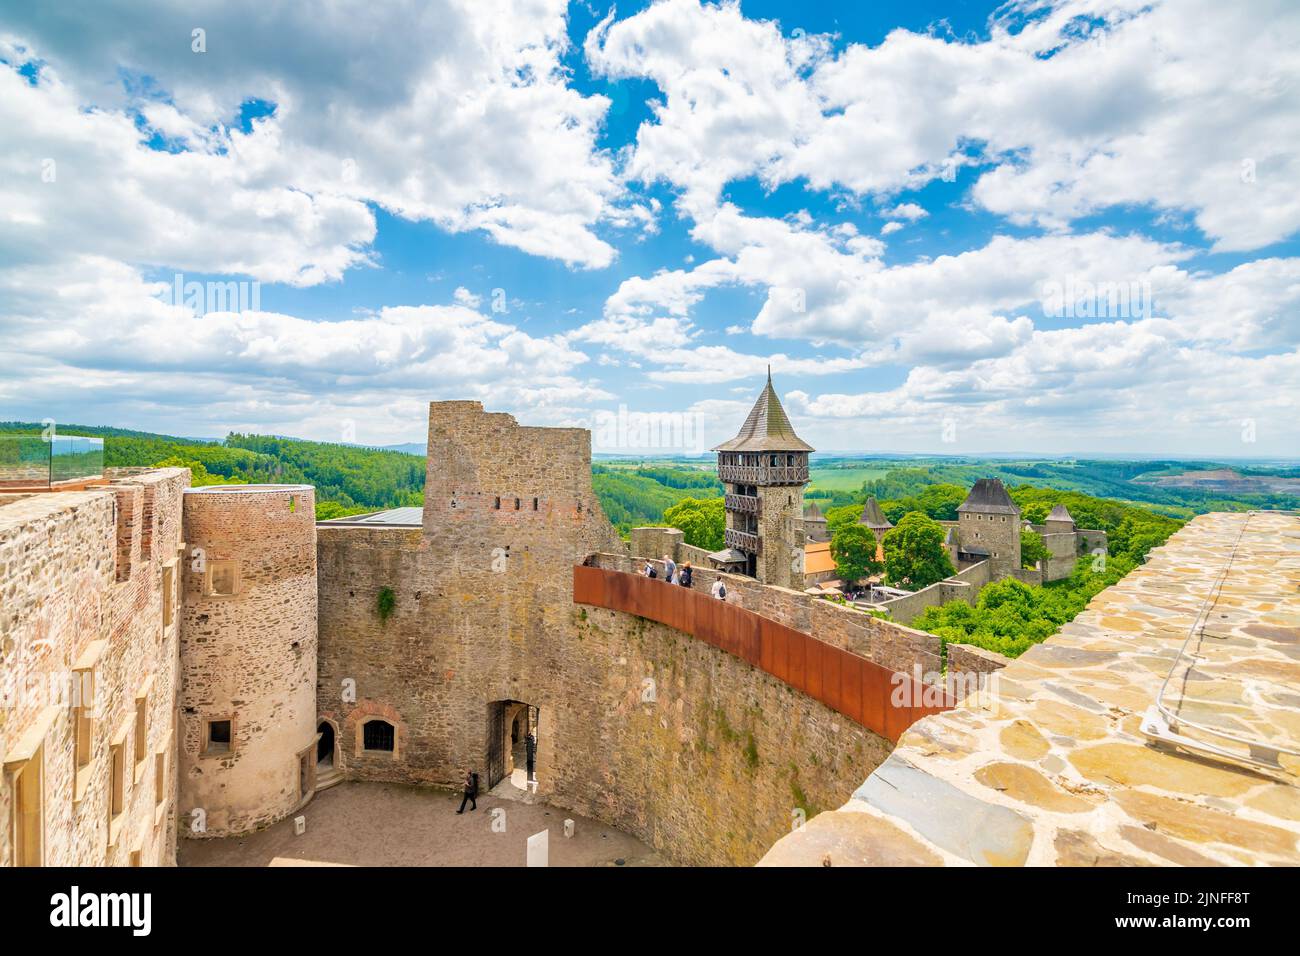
[{"xmin": 178, "ymin": 485, "xmax": 318, "ymax": 837}]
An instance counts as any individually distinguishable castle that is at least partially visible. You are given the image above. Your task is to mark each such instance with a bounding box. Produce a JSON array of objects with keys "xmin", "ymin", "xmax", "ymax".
[
  {"xmin": 0, "ymin": 399, "xmax": 914, "ymax": 867},
  {"xmin": 2, "ymin": 396, "xmax": 1293, "ymax": 870},
  {"xmin": 841, "ymin": 479, "xmax": 1108, "ymax": 624},
  {"xmin": 710, "ymin": 370, "xmax": 812, "ymax": 589}
]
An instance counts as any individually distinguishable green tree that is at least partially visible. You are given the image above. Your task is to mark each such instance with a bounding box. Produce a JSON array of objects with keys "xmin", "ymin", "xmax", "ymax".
[
  {"xmin": 662, "ymin": 496, "xmax": 725, "ymax": 551},
  {"xmin": 830, "ymin": 524, "xmax": 880, "ymax": 584},
  {"xmin": 912, "ymin": 554, "xmax": 1138, "ymax": 658},
  {"xmin": 153, "ymin": 456, "xmax": 243, "ymax": 487},
  {"xmin": 881, "ymin": 511, "xmax": 955, "ymax": 590},
  {"xmin": 824, "ymin": 504, "xmax": 862, "ymax": 537},
  {"xmin": 1020, "ymin": 529, "xmax": 1050, "ymax": 569}
]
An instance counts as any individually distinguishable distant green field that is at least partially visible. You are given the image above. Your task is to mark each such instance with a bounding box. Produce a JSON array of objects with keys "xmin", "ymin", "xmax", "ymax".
[{"xmin": 808, "ymin": 464, "xmax": 893, "ymax": 492}]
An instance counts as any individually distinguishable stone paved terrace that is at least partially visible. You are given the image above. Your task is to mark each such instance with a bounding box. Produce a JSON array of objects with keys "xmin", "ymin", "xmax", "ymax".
[{"xmin": 760, "ymin": 511, "xmax": 1300, "ymax": 866}]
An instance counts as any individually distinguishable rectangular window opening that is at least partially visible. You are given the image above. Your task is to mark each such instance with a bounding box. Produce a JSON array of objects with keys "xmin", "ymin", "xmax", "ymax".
[
  {"xmin": 362, "ymin": 720, "xmax": 395, "ymax": 753},
  {"xmin": 205, "ymin": 719, "xmax": 232, "ymax": 755}
]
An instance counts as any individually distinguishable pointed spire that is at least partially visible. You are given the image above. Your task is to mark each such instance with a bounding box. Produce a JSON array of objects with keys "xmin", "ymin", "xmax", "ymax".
[
  {"xmin": 858, "ymin": 496, "xmax": 892, "ymax": 531},
  {"xmin": 712, "ymin": 373, "xmax": 814, "ymax": 452},
  {"xmin": 1046, "ymin": 503, "xmax": 1075, "ymax": 525},
  {"xmin": 957, "ymin": 478, "xmax": 1019, "ymax": 515}
]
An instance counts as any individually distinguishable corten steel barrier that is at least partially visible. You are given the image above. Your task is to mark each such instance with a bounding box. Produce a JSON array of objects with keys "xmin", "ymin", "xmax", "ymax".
[{"xmin": 573, "ymin": 565, "xmax": 953, "ymax": 743}]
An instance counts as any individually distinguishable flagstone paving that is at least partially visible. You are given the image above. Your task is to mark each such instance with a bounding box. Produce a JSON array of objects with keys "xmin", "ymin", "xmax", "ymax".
[{"xmin": 761, "ymin": 511, "xmax": 1300, "ymax": 866}]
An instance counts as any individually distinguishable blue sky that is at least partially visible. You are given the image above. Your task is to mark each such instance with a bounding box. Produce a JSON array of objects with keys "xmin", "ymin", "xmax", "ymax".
[{"xmin": 1, "ymin": 0, "xmax": 1298, "ymax": 457}]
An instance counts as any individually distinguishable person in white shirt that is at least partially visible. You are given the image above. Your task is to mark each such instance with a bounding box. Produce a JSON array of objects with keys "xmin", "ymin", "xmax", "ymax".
[
  {"xmin": 663, "ymin": 554, "xmax": 677, "ymax": 584},
  {"xmin": 710, "ymin": 578, "xmax": 727, "ymax": 601}
]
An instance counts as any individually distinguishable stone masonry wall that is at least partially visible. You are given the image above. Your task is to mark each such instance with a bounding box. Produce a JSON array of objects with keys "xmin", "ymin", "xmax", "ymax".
[
  {"xmin": 179, "ymin": 485, "xmax": 318, "ymax": 838},
  {"xmin": 316, "ymin": 401, "xmax": 887, "ymax": 865},
  {"xmin": 868, "ymin": 559, "xmax": 992, "ymax": 626},
  {"xmin": 0, "ymin": 468, "xmax": 189, "ymax": 867}
]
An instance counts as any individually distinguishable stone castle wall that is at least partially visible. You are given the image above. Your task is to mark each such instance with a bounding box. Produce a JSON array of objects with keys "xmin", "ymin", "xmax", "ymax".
[
  {"xmin": 871, "ymin": 559, "xmax": 991, "ymax": 625},
  {"xmin": 0, "ymin": 468, "xmax": 189, "ymax": 867},
  {"xmin": 315, "ymin": 401, "xmax": 890, "ymax": 865},
  {"xmin": 1030, "ymin": 523, "xmax": 1108, "ymax": 582},
  {"xmin": 179, "ymin": 485, "xmax": 318, "ymax": 838},
  {"xmin": 957, "ymin": 509, "xmax": 1020, "ymax": 578}
]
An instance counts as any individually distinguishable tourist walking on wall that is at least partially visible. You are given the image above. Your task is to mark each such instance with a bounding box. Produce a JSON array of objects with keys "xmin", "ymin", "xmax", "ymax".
[
  {"xmin": 643, "ymin": 559, "xmax": 657, "ymax": 578},
  {"xmin": 663, "ymin": 554, "xmax": 677, "ymax": 584},
  {"xmin": 710, "ymin": 578, "xmax": 727, "ymax": 601},
  {"xmin": 679, "ymin": 562, "xmax": 693, "ymax": 588},
  {"xmin": 456, "ymin": 769, "xmax": 478, "ymax": 813}
]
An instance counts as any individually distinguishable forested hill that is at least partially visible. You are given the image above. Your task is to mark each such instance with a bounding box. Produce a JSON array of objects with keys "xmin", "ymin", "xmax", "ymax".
[
  {"xmin": 591, "ymin": 463, "xmax": 723, "ymax": 536},
  {"xmin": 0, "ymin": 422, "xmax": 424, "ymax": 519}
]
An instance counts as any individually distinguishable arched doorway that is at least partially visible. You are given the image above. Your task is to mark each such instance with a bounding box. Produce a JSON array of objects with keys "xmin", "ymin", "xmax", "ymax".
[
  {"xmin": 487, "ymin": 700, "xmax": 540, "ymax": 791},
  {"xmin": 317, "ymin": 720, "xmax": 335, "ymax": 768}
]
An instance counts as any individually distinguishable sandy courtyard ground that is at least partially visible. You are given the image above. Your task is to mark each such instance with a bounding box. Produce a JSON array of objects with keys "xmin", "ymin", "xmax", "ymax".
[{"xmin": 178, "ymin": 780, "xmax": 665, "ymax": 867}]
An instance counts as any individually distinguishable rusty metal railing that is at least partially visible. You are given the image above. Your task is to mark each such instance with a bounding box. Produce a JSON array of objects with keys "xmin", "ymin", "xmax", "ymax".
[{"xmin": 573, "ymin": 565, "xmax": 952, "ymax": 742}]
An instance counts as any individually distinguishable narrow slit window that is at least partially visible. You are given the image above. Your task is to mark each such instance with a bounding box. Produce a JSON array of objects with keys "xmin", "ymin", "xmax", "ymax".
[
  {"xmin": 154, "ymin": 751, "xmax": 166, "ymax": 807},
  {"xmin": 109, "ymin": 741, "xmax": 125, "ymax": 819},
  {"xmin": 161, "ymin": 561, "xmax": 176, "ymax": 628},
  {"xmin": 134, "ymin": 693, "xmax": 148, "ymax": 772}
]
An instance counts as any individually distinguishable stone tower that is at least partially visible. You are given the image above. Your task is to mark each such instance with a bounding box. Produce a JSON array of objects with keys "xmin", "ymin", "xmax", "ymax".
[
  {"xmin": 956, "ymin": 478, "xmax": 1021, "ymax": 579},
  {"xmin": 714, "ymin": 371, "xmax": 813, "ymax": 588},
  {"xmin": 178, "ymin": 484, "xmax": 319, "ymax": 838},
  {"xmin": 1043, "ymin": 503, "xmax": 1076, "ymax": 535},
  {"xmin": 859, "ymin": 496, "xmax": 893, "ymax": 560}
]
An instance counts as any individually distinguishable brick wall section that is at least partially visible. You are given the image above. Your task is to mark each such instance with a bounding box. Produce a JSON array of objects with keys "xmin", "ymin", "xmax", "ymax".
[
  {"xmin": 112, "ymin": 484, "xmax": 140, "ymax": 582},
  {"xmin": 0, "ymin": 467, "xmax": 189, "ymax": 867},
  {"xmin": 179, "ymin": 485, "xmax": 318, "ymax": 838}
]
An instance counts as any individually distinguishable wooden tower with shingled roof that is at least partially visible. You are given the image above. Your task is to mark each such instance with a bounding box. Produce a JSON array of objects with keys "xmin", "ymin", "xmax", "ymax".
[{"xmin": 712, "ymin": 369, "xmax": 813, "ymax": 587}]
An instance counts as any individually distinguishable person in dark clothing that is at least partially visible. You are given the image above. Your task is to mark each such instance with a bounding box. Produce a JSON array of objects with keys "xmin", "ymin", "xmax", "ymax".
[
  {"xmin": 456, "ymin": 769, "xmax": 478, "ymax": 813},
  {"xmin": 679, "ymin": 562, "xmax": 693, "ymax": 588},
  {"xmin": 525, "ymin": 733, "xmax": 536, "ymax": 782}
]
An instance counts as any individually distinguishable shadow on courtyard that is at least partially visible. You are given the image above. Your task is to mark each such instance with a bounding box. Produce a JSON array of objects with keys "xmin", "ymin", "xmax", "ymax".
[{"xmin": 178, "ymin": 780, "xmax": 664, "ymax": 867}]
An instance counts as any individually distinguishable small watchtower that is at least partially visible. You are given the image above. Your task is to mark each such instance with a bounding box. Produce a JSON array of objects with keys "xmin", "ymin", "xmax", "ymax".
[
  {"xmin": 713, "ymin": 370, "xmax": 812, "ymax": 587},
  {"xmin": 1043, "ymin": 503, "xmax": 1076, "ymax": 535},
  {"xmin": 956, "ymin": 478, "xmax": 1022, "ymax": 579}
]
